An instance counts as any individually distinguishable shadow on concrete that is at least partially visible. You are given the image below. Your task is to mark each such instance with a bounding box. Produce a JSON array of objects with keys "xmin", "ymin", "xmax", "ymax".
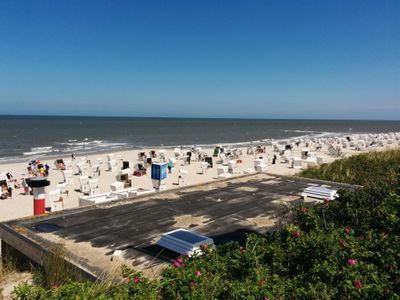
[{"xmin": 23, "ymin": 174, "xmax": 345, "ymax": 268}]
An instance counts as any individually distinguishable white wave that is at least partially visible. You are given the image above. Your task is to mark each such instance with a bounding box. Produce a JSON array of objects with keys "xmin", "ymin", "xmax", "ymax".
[
  {"xmin": 283, "ymin": 129, "xmax": 317, "ymax": 133},
  {"xmin": 23, "ymin": 149, "xmax": 53, "ymax": 156},
  {"xmin": 56, "ymin": 139, "xmax": 105, "ymax": 146},
  {"xmin": 59, "ymin": 141, "xmax": 128, "ymax": 153},
  {"xmin": 31, "ymin": 146, "xmax": 52, "ymax": 151}
]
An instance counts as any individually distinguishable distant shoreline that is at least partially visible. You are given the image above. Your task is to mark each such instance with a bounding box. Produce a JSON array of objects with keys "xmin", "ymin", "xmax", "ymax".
[{"xmin": 0, "ymin": 114, "xmax": 399, "ymax": 122}]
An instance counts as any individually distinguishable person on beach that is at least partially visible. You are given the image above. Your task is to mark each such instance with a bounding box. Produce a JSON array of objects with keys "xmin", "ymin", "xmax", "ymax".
[
  {"xmin": 27, "ymin": 163, "xmax": 33, "ymax": 175},
  {"xmin": 168, "ymin": 160, "xmax": 173, "ymax": 174},
  {"xmin": 38, "ymin": 165, "xmax": 45, "ymax": 177},
  {"xmin": 13, "ymin": 179, "xmax": 21, "ymax": 189},
  {"xmin": 45, "ymin": 164, "xmax": 50, "ymax": 176},
  {"xmin": 72, "ymin": 152, "xmax": 76, "ymax": 160},
  {"xmin": 1, "ymin": 184, "xmax": 11, "ymax": 199}
]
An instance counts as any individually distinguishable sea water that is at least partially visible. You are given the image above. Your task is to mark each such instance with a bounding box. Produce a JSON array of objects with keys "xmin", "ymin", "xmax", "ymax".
[{"xmin": 0, "ymin": 115, "xmax": 399, "ymax": 162}]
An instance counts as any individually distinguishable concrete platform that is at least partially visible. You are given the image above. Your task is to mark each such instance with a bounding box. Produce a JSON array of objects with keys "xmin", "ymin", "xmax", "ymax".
[{"xmin": 0, "ymin": 173, "xmax": 354, "ymax": 279}]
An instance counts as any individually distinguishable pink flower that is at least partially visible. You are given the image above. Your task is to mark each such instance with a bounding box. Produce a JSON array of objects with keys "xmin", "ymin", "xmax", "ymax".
[
  {"xmin": 173, "ymin": 257, "xmax": 186, "ymax": 267},
  {"xmin": 174, "ymin": 259, "xmax": 185, "ymax": 268},
  {"xmin": 301, "ymin": 207, "xmax": 308, "ymax": 214},
  {"xmin": 347, "ymin": 258, "xmax": 357, "ymax": 266},
  {"xmin": 189, "ymin": 281, "xmax": 198, "ymax": 289},
  {"xmin": 344, "ymin": 227, "xmax": 352, "ymax": 235},
  {"xmin": 339, "ymin": 239, "xmax": 348, "ymax": 247},
  {"xmin": 354, "ymin": 279, "xmax": 362, "ymax": 289},
  {"xmin": 133, "ymin": 277, "xmax": 140, "ymax": 283},
  {"xmin": 293, "ymin": 231, "xmax": 301, "ymax": 238},
  {"xmin": 263, "ymin": 297, "xmax": 270, "ymax": 300},
  {"xmin": 196, "ymin": 270, "xmax": 201, "ymax": 277}
]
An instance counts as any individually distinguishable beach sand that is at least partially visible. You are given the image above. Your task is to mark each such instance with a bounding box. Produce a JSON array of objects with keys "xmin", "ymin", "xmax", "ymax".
[{"xmin": 0, "ymin": 139, "xmax": 399, "ymax": 222}]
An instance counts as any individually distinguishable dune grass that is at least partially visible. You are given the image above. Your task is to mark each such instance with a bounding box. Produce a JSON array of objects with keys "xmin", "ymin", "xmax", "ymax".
[
  {"xmin": 0, "ymin": 255, "xmax": 17, "ymax": 284},
  {"xmin": 299, "ymin": 148, "xmax": 400, "ymax": 186}
]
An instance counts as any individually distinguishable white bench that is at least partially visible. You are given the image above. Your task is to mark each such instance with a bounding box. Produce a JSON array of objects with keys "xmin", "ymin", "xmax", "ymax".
[
  {"xmin": 79, "ymin": 193, "xmax": 119, "ymax": 206},
  {"xmin": 302, "ymin": 186, "xmax": 338, "ymax": 201}
]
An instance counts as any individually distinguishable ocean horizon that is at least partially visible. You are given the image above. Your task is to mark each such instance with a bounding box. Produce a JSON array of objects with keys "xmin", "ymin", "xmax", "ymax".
[{"xmin": 1, "ymin": 115, "xmax": 399, "ymax": 163}]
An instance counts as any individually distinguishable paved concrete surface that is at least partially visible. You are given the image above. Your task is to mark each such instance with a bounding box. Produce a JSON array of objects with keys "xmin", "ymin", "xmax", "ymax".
[{"xmin": 2, "ymin": 173, "xmax": 351, "ymax": 278}]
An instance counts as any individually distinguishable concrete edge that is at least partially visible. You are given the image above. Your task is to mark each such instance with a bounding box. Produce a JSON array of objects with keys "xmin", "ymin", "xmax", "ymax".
[{"xmin": 0, "ymin": 223, "xmax": 104, "ymax": 282}]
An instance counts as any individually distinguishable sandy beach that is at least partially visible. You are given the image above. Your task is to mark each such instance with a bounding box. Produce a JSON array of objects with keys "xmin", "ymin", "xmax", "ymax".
[{"xmin": 0, "ymin": 132, "xmax": 399, "ymax": 223}]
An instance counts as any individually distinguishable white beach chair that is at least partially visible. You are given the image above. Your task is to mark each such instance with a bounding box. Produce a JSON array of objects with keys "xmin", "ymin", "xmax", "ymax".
[
  {"xmin": 254, "ymin": 158, "xmax": 266, "ymax": 171},
  {"xmin": 316, "ymin": 156, "xmax": 325, "ymax": 165},
  {"xmin": 301, "ymin": 149, "xmax": 309, "ymax": 159},
  {"xmin": 219, "ymin": 153, "xmax": 228, "ymax": 165},
  {"xmin": 88, "ymin": 179, "xmax": 99, "ymax": 196},
  {"xmin": 178, "ymin": 169, "xmax": 188, "ymax": 185},
  {"xmin": 110, "ymin": 181, "xmax": 125, "ymax": 192},
  {"xmin": 174, "ymin": 148, "xmax": 181, "ymax": 159},
  {"xmin": 200, "ymin": 162, "xmax": 208, "ymax": 174},
  {"xmin": 306, "ymin": 157, "xmax": 318, "ymax": 168},
  {"xmin": 217, "ymin": 166, "xmax": 231, "ymax": 178},
  {"xmin": 159, "ymin": 150, "xmax": 166, "ymax": 162},
  {"xmin": 91, "ymin": 164, "xmax": 100, "ymax": 177},
  {"xmin": 79, "ymin": 175, "xmax": 90, "ymax": 194},
  {"xmin": 356, "ymin": 142, "xmax": 365, "ymax": 151},
  {"xmin": 107, "ymin": 159, "xmax": 117, "ymax": 172},
  {"xmin": 76, "ymin": 162, "xmax": 88, "ymax": 176},
  {"xmin": 62, "ymin": 170, "xmax": 73, "ymax": 185},
  {"xmin": 291, "ymin": 157, "xmax": 303, "ymax": 169},
  {"xmin": 227, "ymin": 160, "xmax": 237, "ymax": 174},
  {"xmin": 49, "ymin": 189, "xmax": 63, "ymax": 212},
  {"xmin": 256, "ymin": 163, "xmax": 268, "ymax": 172},
  {"xmin": 56, "ymin": 183, "xmax": 69, "ymax": 197},
  {"xmin": 247, "ymin": 146, "xmax": 255, "ymax": 155},
  {"xmin": 21, "ymin": 179, "xmax": 31, "ymax": 195}
]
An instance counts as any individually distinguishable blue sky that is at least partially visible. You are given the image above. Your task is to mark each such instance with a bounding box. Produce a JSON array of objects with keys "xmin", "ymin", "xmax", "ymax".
[{"xmin": 0, "ymin": 0, "xmax": 399, "ymax": 119}]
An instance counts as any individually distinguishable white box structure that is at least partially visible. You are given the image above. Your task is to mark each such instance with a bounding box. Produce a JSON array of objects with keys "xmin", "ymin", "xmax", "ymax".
[
  {"xmin": 302, "ymin": 186, "xmax": 338, "ymax": 201},
  {"xmin": 157, "ymin": 228, "xmax": 214, "ymax": 256}
]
